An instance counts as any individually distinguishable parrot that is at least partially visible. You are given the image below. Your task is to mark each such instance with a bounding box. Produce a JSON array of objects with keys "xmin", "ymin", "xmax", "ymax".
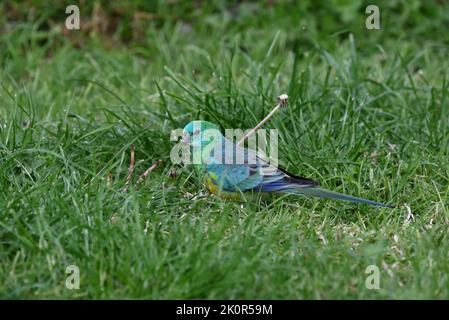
[{"xmin": 181, "ymin": 120, "xmax": 394, "ymax": 208}]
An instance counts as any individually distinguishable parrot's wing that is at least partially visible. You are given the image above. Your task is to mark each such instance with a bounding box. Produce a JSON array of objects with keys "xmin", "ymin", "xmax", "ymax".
[
  {"xmin": 205, "ymin": 136, "xmax": 392, "ymax": 207},
  {"xmin": 207, "ymin": 137, "xmax": 318, "ymax": 193}
]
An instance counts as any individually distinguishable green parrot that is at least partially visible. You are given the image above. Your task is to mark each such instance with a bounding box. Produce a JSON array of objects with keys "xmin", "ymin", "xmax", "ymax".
[{"xmin": 181, "ymin": 120, "xmax": 393, "ymax": 208}]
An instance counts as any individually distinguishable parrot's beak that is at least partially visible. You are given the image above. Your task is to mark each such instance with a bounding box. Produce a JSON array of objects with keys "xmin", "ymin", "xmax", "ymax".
[{"xmin": 182, "ymin": 133, "xmax": 190, "ymax": 145}]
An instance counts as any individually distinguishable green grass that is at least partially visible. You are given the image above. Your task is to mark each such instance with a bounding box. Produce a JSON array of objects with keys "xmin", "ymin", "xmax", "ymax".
[{"xmin": 1, "ymin": 1, "xmax": 448, "ymax": 299}]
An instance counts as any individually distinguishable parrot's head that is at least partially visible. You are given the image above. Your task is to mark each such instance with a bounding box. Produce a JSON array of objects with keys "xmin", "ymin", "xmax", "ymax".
[{"xmin": 182, "ymin": 120, "xmax": 222, "ymax": 149}]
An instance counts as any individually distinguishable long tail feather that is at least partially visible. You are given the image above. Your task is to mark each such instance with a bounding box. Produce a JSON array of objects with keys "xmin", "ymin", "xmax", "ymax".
[{"xmin": 283, "ymin": 187, "xmax": 394, "ymax": 208}]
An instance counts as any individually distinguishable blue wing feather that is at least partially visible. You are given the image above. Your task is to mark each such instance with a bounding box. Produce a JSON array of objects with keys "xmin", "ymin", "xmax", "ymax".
[{"xmin": 203, "ymin": 135, "xmax": 393, "ymax": 208}]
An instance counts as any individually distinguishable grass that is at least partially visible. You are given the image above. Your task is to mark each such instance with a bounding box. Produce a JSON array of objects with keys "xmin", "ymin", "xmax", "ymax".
[{"xmin": 0, "ymin": 1, "xmax": 448, "ymax": 299}]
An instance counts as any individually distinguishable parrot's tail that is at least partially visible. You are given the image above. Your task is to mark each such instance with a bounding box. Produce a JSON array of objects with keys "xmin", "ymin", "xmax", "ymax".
[{"xmin": 283, "ymin": 187, "xmax": 394, "ymax": 208}]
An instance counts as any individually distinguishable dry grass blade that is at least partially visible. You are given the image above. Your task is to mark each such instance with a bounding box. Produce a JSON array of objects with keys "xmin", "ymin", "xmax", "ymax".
[
  {"xmin": 125, "ymin": 144, "xmax": 135, "ymax": 186},
  {"xmin": 137, "ymin": 159, "xmax": 162, "ymax": 184}
]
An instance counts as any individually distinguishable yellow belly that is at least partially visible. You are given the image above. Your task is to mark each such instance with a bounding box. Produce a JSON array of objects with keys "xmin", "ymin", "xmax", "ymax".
[{"xmin": 205, "ymin": 175, "xmax": 242, "ymax": 200}]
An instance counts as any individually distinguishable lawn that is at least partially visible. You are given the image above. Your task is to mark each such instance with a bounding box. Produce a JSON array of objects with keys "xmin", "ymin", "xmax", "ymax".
[{"xmin": 0, "ymin": 1, "xmax": 448, "ymax": 299}]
